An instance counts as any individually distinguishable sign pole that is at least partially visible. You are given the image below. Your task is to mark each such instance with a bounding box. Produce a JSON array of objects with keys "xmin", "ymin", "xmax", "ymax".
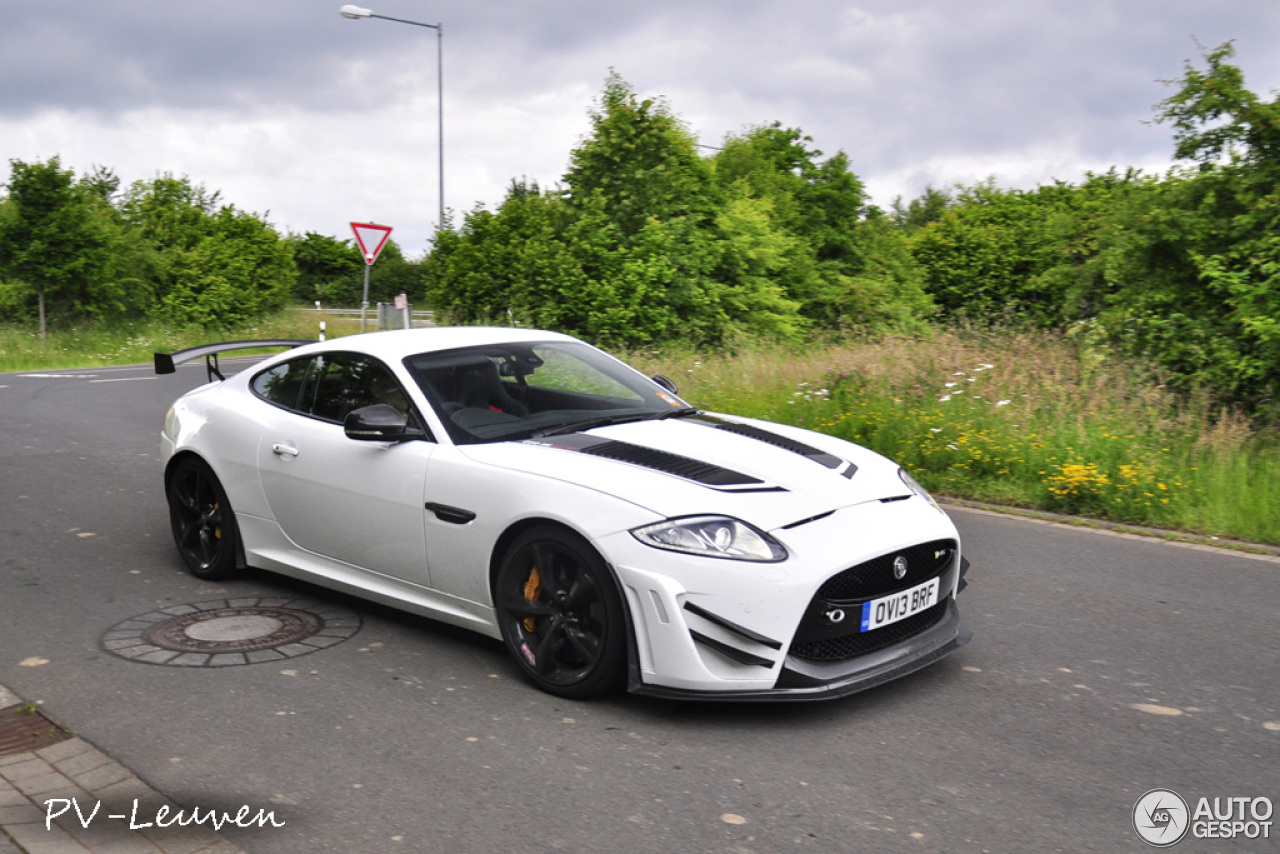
[{"xmin": 361, "ymin": 266, "xmax": 372, "ymax": 333}]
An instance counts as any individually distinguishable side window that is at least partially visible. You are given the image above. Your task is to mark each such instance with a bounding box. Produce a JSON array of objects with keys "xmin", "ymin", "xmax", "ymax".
[
  {"xmin": 307, "ymin": 354, "xmax": 409, "ymax": 424},
  {"xmin": 251, "ymin": 357, "xmax": 313, "ymax": 411}
]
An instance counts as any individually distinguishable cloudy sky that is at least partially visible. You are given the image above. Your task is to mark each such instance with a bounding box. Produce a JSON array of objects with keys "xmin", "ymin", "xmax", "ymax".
[{"xmin": 4, "ymin": 1, "xmax": 1278, "ymax": 256}]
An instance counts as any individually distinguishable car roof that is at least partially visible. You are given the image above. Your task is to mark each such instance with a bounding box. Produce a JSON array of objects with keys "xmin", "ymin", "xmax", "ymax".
[{"xmin": 291, "ymin": 326, "xmax": 579, "ymax": 363}]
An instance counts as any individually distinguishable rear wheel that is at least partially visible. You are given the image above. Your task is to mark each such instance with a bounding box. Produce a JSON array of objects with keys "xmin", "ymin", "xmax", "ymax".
[
  {"xmin": 494, "ymin": 526, "xmax": 626, "ymax": 699},
  {"xmin": 167, "ymin": 457, "xmax": 239, "ymax": 580}
]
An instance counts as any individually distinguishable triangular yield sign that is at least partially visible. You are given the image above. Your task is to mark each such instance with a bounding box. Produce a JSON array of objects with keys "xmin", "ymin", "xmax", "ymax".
[{"xmin": 350, "ymin": 222, "xmax": 393, "ymax": 266}]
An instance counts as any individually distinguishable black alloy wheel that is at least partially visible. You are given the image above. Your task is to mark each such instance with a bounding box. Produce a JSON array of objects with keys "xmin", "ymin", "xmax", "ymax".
[
  {"xmin": 495, "ymin": 526, "xmax": 626, "ymax": 699},
  {"xmin": 167, "ymin": 457, "xmax": 239, "ymax": 580}
]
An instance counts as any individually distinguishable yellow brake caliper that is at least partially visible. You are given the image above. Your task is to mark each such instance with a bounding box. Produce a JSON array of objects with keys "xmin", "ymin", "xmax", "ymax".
[{"xmin": 522, "ymin": 566, "xmax": 541, "ymax": 632}]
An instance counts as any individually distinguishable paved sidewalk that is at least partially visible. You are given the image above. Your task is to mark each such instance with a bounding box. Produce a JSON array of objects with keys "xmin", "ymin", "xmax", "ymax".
[{"xmin": 0, "ymin": 683, "xmax": 243, "ymax": 854}]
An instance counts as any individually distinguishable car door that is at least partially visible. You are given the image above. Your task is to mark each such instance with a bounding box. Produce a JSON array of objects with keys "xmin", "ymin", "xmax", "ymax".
[{"xmin": 253, "ymin": 353, "xmax": 435, "ymax": 586}]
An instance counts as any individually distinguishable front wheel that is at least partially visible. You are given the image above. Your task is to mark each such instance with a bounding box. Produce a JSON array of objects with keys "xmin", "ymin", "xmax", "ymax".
[
  {"xmin": 494, "ymin": 526, "xmax": 626, "ymax": 699},
  {"xmin": 167, "ymin": 457, "xmax": 239, "ymax": 580}
]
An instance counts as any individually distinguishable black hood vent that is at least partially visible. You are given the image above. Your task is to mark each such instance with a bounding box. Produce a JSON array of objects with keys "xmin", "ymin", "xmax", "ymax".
[
  {"xmin": 580, "ymin": 440, "xmax": 764, "ymax": 487},
  {"xmin": 695, "ymin": 416, "xmax": 845, "ymax": 470}
]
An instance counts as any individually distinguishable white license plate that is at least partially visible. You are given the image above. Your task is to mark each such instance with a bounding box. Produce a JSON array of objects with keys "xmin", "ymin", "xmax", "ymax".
[{"xmin": 860, "ymin": 577, "xmax": 940, "ymax": 632}]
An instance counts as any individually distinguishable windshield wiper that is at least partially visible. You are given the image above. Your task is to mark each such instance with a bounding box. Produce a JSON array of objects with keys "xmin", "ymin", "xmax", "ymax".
[{"xmin": 534, "ymin": 407, "xmax": 697, "ymax": 438}]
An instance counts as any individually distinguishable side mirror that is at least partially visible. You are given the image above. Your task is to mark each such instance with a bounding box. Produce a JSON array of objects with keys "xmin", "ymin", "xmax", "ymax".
[
  {"xmin": 344, "ymin": 404, "xmax": 426, "ymax": 442},
  {"xmin": 652, "ymin": 374, "xmax": 679, "ymax": 395}
]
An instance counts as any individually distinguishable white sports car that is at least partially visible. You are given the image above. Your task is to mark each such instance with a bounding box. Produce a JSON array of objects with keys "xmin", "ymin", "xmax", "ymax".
[{"xmin": 156, "ymin": 328, "xmax": 971, "ymax": 700}]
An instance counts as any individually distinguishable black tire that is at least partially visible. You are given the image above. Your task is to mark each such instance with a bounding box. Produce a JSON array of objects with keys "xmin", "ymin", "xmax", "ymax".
[
  {"xmin": 167, "ymin": 457, "xmax": 239, "ymax": 580},
  {"xmin": 494, "ymin": 526, "xmax": 626, "ymax": 699}
]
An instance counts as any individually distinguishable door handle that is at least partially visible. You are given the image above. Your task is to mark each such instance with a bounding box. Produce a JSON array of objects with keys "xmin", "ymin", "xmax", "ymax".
[{"xmin": 272, "ymin": 443, "xmax": 299, "ymax": 458}]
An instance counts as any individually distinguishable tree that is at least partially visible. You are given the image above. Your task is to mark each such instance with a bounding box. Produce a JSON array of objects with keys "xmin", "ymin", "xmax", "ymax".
[
  {"xmin": 424, "ymin": 79, "xmax": 930, "ymax": 346},
  {"xmin": 909, "ymin": 180, "xmax": 1077, "ymax": 326},
  {"xmin": 565, "ymin": 72, "xmax": 716, "ymax": 238},
  {"xmin": 1139, "ymin": 41, "xmax": 1280, "ymax": 411},
  {"xmin": 289, "ymin": 231, "xmax": 364, "ymax": 303},
  {"xmin": 712, "ymin": 124, "xmax": 931, "ymax": 332},
  {"xmin": 554, "ymin": 74, "xmax": 731, "ymax": 345},
  {"xmin": 0, "ymin": 157, "xmax": 140, "ymax": 337},
  {"xmin": 122, "ymin": 175, "xmax": 295, "ymax": 327},
  {"xmin": 423, "ymin": 181, "xmax": 574, "ymax": 326},
  {"xmin": 1154, "ymin": 41, "xmax": 1280, "ymax": 170},
  {"xmin": 891, "ymin": 186, "xmax": 952, "ymax": 232}
]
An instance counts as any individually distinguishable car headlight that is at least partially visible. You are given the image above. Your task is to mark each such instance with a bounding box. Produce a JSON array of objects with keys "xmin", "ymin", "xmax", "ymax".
[
  {"xmin": 899, "ymin": 468, "xmax": 943, "ymax": 513},
  {"xmin": 631, "ymin": 516, "xmax": 787, "ymax": 562}
]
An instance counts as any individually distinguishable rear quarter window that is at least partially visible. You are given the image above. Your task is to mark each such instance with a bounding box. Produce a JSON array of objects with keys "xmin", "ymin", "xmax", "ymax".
[{"xmin": 251, "ymin": 358, "xmax": 312, "ymax": 411}]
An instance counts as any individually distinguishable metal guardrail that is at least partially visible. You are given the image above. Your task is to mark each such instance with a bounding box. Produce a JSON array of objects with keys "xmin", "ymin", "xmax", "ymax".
[{"xmin": 290, "ymin": 306, "xmax": 436, "ymax": 328}]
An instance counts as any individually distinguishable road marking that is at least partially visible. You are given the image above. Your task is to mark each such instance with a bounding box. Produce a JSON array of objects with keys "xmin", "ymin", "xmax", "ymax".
[
  {"xmin": 20, "ymin": 373, "xmax": 99, "ymax": 379},
  {"xmin": 90, "ymin": 376, "xmax": 156, "ymax": 383}
]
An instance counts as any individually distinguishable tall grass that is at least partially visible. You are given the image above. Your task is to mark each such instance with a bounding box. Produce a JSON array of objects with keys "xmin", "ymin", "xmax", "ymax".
[
  {"xmin": 630, "ymin": 328, "xmax": 1280, "ymax": 545},
  {"xmin": 0, "ymin": 310, "xmax": 358, "ymax": 373},
  {"xmin": 4, "ymin": 314, "xmax": 1275, "ymax": 544}
]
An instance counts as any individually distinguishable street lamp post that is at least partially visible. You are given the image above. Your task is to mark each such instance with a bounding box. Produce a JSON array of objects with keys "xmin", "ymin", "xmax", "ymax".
[{"xmin": 339, "ymin": 5, "xmax": 445, "ymax": 235}]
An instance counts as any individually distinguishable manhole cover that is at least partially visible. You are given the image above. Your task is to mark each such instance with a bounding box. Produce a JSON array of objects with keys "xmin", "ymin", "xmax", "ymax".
[{"xmin": 103, "ymin": 597, "xmax": 361, "ymax": 667}]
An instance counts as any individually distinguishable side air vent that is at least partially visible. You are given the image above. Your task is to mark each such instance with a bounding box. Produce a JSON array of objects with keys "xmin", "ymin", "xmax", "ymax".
[{"xmin": 580, "ymin": 440, "xmax": 763, "ymax": 487}]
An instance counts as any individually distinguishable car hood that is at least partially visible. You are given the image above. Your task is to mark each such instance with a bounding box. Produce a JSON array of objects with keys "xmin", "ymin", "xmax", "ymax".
[{"xmin": 458, "ymin": 414, "xmax": 914, "ymax": 531}]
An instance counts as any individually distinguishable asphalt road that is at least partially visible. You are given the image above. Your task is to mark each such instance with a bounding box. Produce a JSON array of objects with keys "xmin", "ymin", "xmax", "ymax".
[{"xmin": 1, "ymin": 361, "xmax": 1277, "ymax": 853}]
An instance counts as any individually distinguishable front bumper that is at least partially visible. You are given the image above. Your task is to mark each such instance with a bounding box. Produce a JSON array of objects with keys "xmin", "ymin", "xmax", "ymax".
[
  {"xmin": 604, "ymin": 496, "xmax": 973, "ymax": 701},
  {"xmin": 629, "ymin": 598, "xmax": 971, "ymax": 701}
]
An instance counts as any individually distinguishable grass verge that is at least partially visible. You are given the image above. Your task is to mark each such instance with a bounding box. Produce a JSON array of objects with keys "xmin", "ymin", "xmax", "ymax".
[
  {"xmin": 0, "ymin": 310, "xmax": 358, "ymax": 372},
  {"xmin": 629, "ymin": 328, "xmax": 1280, "ymax": 546}
]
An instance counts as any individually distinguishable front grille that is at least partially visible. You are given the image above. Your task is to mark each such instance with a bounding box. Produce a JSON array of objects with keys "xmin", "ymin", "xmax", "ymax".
[
  {"xmin": 786, "ymin": 539, "xmax": 958, "ymax": 664},
  {"xmin": 788, "ymin": 602, "xmax": 947, "ymax": 661},
  {"xmin": 815, "ymin": 539, "xmax": 956, "ymax": 601}
]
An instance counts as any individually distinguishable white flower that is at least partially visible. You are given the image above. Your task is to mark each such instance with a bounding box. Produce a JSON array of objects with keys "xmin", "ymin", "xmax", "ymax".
[
  {"xmin": 930, "ymin": 428, "xmax": 943, "ymax": 433},
  {"xmin": 945, "ymin": 382, "xmax": 958, "ymax": 388},
  {"xmin": 939, "ymin": 395, "xmax": 952, "ymax": 402},
  {"xmin": 996, "ymin": 399, "xmax": 1012, "ymax": 407}
]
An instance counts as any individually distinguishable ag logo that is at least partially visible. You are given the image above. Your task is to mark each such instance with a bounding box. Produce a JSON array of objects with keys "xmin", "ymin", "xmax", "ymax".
[{"xmin": 1133, "ymin": 789, "xmax": 1190, "ymax": 847}]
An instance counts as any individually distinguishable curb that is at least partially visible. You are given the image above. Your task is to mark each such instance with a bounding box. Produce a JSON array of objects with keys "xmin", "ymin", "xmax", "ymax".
[
  {"xmin": 941, "ymin": 498, "xmax": 1280, "ymax": 561},
  {"xmin": 0, "ymin": 684, "xmax": 244, "ymax": 854}
]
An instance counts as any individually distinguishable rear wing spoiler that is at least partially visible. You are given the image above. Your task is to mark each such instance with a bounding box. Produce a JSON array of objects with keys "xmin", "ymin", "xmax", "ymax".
[{"xmin": 154, "ymin": 339, "xmax": 313, "ymax": 382}]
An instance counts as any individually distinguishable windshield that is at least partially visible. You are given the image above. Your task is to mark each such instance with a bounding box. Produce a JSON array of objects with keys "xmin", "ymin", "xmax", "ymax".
[{"xmin": 403, "ymin": 341, "xmax": 691, "ymax": 445}]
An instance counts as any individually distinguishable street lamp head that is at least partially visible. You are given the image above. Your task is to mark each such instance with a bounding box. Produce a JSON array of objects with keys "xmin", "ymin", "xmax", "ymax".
[{"xmin": 339, "ymin": 5, "xmax": 372, "ymax": 19}]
